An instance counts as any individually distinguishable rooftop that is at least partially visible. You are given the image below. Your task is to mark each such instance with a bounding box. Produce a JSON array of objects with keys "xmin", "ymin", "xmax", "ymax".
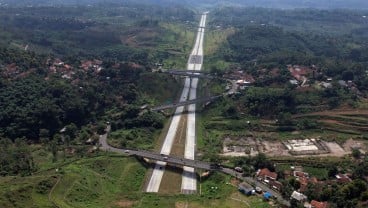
[
  {"xmin": 311, "ymin": 200, "xmax": 329, "ymax": 208},
  {"xmin": 291, "ymin": 191, "xmax": 307, "ymax": 201},
  {"xmin": 263, "ymin": 192, "xmax": 272, "ymax": 199},
  {"xmin": 335, "ymin": 174, "xmax": 352, "ymax": 183},
  {"xmin": 257, "ymin": 168, "xmax": 277, "ymax": 180}
]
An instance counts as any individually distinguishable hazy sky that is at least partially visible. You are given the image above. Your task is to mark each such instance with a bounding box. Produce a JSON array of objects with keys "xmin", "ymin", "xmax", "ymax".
[{"xmin": 1, "ymin": 0, "xmax": 368, "ymax": 9}]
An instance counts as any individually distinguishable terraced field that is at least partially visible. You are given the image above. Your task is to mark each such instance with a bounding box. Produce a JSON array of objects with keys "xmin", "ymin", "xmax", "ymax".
[
  {"xmin": 294, "ymin": 110, "xmax": 368, "ymax": 135},
  {"xmin": 1, "ymin": 152, "xmax": 272, "ymax": 208},
  {"xmin": 0, "ymin": 156, "xmax": 146, "ymax": 208}
]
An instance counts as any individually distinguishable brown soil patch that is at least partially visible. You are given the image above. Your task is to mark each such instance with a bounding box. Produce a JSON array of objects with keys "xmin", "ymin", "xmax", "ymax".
[
  {"xmin": 343, "ymin": 138, "xmax": 368, "ymax": 153},
  {"xmin": 159, "ymin": 115, "xmax": 187, "ymax": 194},
  {"xmin": 323, "ymin": 142, "xmax": 347, "ymax": 157},
  {"xmin": 230, "ymin": 178, "xmax": 240, "ymax": 186},
  {"xmin": 320, "ymin": 119, "xmax": 341, "ymax": 125},
  {"xmin": 175, "ymin": 201, "xmax": 188, "ymax": 208},
  {"xmin": 291, "ymin": 131, "xmax": 301, "ymax": 135},
  {"xmin": 170, "ymin": 115, "xmax": 187, "ymax": 157},
  {"xmin": 115, "ymin": 200, "xmax": 136, "ymax": 208},
  {"xmin": 121, "ymin": 29, "xmax": 159, "ymax": 48},
  {"xmin": 295, "ymin": 110, "xmax": 368, "ymax": 117},
  {"xmin": 262, "ymin": 141, "xmax": 290, "ymax": 157},
  {"xmin": 321, "ymin": 119, "xmax": 368, "ymax": 131},
  {"xmin": 123, "ymin": 35, "xmax": 138, "ymax": 47}
]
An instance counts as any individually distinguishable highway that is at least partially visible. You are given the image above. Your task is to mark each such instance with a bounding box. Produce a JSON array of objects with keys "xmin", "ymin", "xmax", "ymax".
[
  {"xmin": 146, "ymin": 77, "xmax": 191, "ymax": 192},
  {"xmin": 143, "ymin": 13, "xmax": 208, "ymax": 193},
  {"xmin": 182, "ymin": 12, "xmax": 207, "ymax": 194}
]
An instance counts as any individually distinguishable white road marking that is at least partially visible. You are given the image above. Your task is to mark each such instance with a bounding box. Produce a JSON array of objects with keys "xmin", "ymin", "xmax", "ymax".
[{"xmin": 181, "ymin": 13, "xmax": 207, "ymax": 193}]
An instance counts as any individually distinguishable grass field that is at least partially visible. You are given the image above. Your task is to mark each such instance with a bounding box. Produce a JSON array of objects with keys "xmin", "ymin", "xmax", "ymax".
[
  {"xmin": 204, "ymin": 28, "xmax": 235, "ymax": 55},
  {"xmin": 50, "ymin": 156, "xmax": 147, "ymax": 208},
  {"xmin": 1, "ymin": 152, "xmax": 272, "ymax": 208},
  {"xmin": 160, "ymin": 22, "xmax": 196, "ymax": 69},
  {"xmin": 0, "ymin": 155, "xmax": 147, "ymax": 208},
  {"xmin": 202, "ymin": 27, "xmax": 234, "ymax": 71},
  {"xmin": 138, "ymin": 172, "xmax": 270, "ymax": 208},
  {"xmin": 275, "ymin": 163, "xmax": 328, "ymax": 180}
]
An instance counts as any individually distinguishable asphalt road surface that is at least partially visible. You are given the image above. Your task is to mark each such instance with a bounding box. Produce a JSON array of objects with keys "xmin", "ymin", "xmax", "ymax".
[
  {"xmin": 182, "ymin": 12, "xmax": 207, "ymax": 194},
  {"xmin": 145, "ymin": 13, "xmax": 208, "ymax": 193},
  {"xmin": 146, "ymin": 77, "xmax": 191, "ymax": 192}
]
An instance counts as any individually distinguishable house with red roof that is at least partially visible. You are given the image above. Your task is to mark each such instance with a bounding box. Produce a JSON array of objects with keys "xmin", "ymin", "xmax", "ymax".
[
  {"xmin": 256, "ymin": 168, "xmax": 277, "ymax": 183},
  {"xmin": 311, "ymin": 200, "xmax": 329, "ymax": 208}
]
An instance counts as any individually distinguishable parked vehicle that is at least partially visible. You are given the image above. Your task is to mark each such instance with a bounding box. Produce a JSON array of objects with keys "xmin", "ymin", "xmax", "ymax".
[{"xmin": 235, "ymin": 166, "xmax": 243, "ymax": 173}]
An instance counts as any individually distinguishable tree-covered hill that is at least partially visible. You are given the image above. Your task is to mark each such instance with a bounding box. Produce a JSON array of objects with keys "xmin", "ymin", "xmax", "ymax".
[
  {"xmin": 207, "ymin": 8, "xmax": 368, "ymax": 94},
  {"xmin": 0, "ymin": 4, "xmax": 195, "ymax": 65},
  {"xmin": 0, "ymin": 45, "xmax": 180, "ymax": 141}
]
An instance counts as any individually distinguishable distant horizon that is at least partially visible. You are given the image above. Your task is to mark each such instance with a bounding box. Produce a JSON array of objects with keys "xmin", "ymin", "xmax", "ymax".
[{"xmin": 1, "ymin": 0, "xmax": 368, "ymax": 10}]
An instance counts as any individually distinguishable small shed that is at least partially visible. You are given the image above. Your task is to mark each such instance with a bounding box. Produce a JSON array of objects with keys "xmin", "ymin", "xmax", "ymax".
[{"xmin": 238, "ymin": 183, "xmax": 254, "ymax": 195}]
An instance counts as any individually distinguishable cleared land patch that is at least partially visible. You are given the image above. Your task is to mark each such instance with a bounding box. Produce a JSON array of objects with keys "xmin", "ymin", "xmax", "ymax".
[{"xmin": 221, "ymin": 135, "xmax": 367, "ymax": 157}]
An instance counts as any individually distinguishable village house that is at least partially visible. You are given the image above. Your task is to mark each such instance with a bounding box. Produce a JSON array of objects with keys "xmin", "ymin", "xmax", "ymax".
[
  {"xmin": 294, "ymin": 171, "xmax": 309, "ymax": 178},
  {"xmin": 310, "ymin": 200, "xmax": 329, "ymax": 208},
  {"xmin": 256, "ymin": 168, "xmax": 278, "ymax": 183},
  {"xmin": 80, "ymin": 59, "xmax": 103, "ymax": 72},
  {"xmin": 291, "ymin": 191, "xmax": 308, "ymax": 202},
  {"xmin": 269, "ymin": 180, "xmax": 283, "ymax": 191},
  {"xmin": 300, "ymin": 176, "xmax": 319, "ymax": 193},
  {"xmin": 335, "ymin": 173, "xmax": 352, "ymax": 183}
]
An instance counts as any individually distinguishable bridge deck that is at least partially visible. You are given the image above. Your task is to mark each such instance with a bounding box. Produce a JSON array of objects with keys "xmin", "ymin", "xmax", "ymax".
[
  {"xmin": 163, "ymin": 69, "xmax": 210, "ymax": 74},
  {"xmin": 151, "ymin": 95, "xmax": 222, "ymax": 111}
]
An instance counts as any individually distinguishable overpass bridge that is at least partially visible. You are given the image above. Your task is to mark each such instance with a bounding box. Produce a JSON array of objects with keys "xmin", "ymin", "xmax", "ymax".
[
  {"xmin": 99, "ymin": 130, "xmax": 217, "ymax": 171},
  {"xmin": 149, "ymin": 69, "xmax": 245, "ymax": 112},
  {"xmin": 99, "ymin": 133, "xmax": 290, "ymax": 206},
  {"xmin": 158, "ymin": 69, "xmax": 220, "ymax": 79},
  {"xmin": 150, "ymin": 95, "xmax": 223, "ymax": 111},
  {"xmin": 113, "ymin": 147, "xmax": 215, "ymax": 170},
  {"xmin": 161, "ymin": 71, "xmax": 215, "ymax": 79},
  {"xmin": 161, "ymin": 69, "xmax": 211, "ymax": 74}
]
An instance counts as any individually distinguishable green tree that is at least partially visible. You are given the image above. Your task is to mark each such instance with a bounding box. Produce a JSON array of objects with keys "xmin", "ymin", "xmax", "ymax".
[
  {"xmin": 352, "ymin": 148, "xmax": 361, "ymax": 159},
  {"xmin": 0, "ymin": 138, "xmax": 35, "ymax": 176},
  {"xmin": 96, "ymin": 123, "xmax": 106, "ymax": 135},
  {"xmin": 49, "ymin": 140, "xmax": 58, "ymax": 162},
  {"xmin": 65, "ymin": 123, "xmax": 78, "ymax": 139},
  {"xmin": 328, "ymin": 165, "xmax": 338, "ymax": 178},
  {"xmin": 39, "ymin": 128, "xmax": 50, "ymax": 140},
  {"xmin": 288, "ymin": 177, "xmax": 301, "ymax": 190}
]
